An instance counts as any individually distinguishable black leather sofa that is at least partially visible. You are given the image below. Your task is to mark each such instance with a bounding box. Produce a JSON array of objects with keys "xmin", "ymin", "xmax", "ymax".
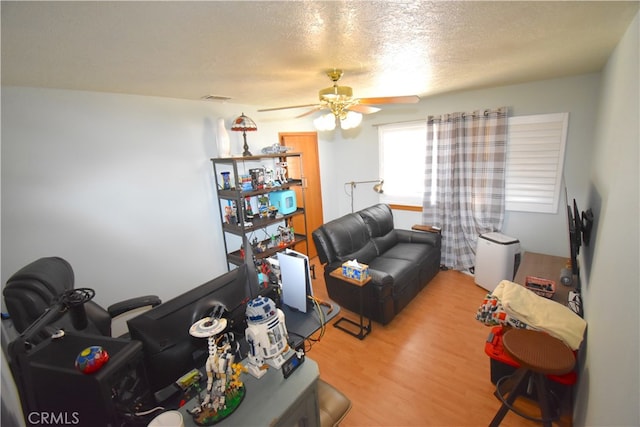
[{"xmin": 312, "ymin": 204, "xmax": 441, "ymax": 325}]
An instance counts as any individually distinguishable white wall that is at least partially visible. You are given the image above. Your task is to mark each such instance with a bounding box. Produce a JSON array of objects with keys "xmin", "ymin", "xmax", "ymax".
[
  {"xmin": 315, "ymin": 73, "xmax": 601, "ymax": 258},
  {"xmin": 574, "ymin": 12, "xmax": 639, "ymax": 426},
  {"xmin": 1, "ymin": 74, "xmax": 602, "ymax": 304},
  {"xmin": 0, "ymin": 87, "xmax": 308, "ymax": 306}
]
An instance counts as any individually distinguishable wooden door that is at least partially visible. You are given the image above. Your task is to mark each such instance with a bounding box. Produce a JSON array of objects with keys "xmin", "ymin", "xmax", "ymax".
[{"xmin": 280, "ymin": 132, "xmax": 323, "ymax": 259}]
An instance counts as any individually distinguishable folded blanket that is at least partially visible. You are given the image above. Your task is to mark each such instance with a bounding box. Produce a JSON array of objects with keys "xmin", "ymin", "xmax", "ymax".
[
  {"xmin": 475, "ymin": 294, "xmax": 534, "ymax": 330},
  {"xmin": 492, "ymin": 280, "xmax": 587, "ymax": 350}
]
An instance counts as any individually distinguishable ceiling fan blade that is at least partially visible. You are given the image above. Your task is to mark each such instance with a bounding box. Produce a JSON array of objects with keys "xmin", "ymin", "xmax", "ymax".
[
  {"xmin": 348, "ymin": 104, "xmax": 381, "ymax": 114},
  {"xmin": 258, "ymin": 103, "xmax": 319, "ymax": 112},
  {"xmin": 295, "ymin": 106, "xmax": 324, "ymax": 118},
  {"xmin": 358, "ymin": 95, "xmax": 420, "ymax": 105}
]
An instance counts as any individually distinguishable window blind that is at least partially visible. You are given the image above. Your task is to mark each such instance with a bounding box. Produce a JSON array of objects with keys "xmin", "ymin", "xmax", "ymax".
[{"xmin": 505, "ymin": 112, "xmax": 569, "ymax": 213}]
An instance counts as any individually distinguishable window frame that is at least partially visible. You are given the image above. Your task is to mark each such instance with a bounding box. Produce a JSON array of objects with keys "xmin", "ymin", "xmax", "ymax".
[
  {"xmin": 377, "ymin": 120, "xmax": 428, "ymax": 208},
  {"xmin": 377, "ymin": 112, "xmax": 569, "ymax": 214}
]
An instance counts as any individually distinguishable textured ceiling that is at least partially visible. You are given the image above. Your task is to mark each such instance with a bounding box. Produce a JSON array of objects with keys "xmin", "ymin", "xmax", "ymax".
[{"xmin": 1, "ymin": 1, "xmax": 638, "ymax": 111}]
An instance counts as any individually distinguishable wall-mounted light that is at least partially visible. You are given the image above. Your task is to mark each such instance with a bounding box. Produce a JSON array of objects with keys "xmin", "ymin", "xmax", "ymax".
[{"xmin": 345, "ymin": 179, "xmax": 384, "ymax": 212}]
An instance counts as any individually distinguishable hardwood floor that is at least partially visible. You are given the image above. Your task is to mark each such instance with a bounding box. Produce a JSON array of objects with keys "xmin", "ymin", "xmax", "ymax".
[{"xmin": 305, "ymin": 258, "xmax": 573, "ymax": 427}]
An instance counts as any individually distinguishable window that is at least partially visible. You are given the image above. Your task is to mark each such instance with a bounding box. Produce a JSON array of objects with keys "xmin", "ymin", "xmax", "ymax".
[
  {"xmin": 378, "ymin": 121, "xmax": 427, "ymax": 207},
  {"xmin": 378, "ymin": 112, "xmax": 569, "ymax": 213}
]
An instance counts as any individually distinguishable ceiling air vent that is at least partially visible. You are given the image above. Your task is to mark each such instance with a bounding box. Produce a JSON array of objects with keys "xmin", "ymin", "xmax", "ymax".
[{"xmin": 201, "ymin": 95, "xmax": 232, "ymax": 102}]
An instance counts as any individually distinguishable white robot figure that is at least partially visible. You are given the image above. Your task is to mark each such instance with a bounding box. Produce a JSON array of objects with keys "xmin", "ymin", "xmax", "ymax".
[
  {"xmin": 244, "ymin": 296, "xmax": 289, "ymax": 378},
  {"xmin": 189, "ymin": 306, "xmax": 238, "ymax": 413},
  {"xmin": 275, "ymin": 162, "xmax": 288, "ymax": 184}
]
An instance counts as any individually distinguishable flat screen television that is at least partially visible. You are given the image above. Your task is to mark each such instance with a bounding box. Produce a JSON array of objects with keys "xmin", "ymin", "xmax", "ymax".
[
  {"xmin": 567, "ymin": 198, "xmax": 582, "ymax": 275},
  {"xmin": 127, "ymin": 265, "xmax": 251, "ymax": 395}
]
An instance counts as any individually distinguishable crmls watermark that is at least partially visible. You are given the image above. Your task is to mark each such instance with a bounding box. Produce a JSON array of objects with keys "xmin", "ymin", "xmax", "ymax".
[{"xmin": 27, "ymin": 412, "xmax": 80, "ymax": 425}]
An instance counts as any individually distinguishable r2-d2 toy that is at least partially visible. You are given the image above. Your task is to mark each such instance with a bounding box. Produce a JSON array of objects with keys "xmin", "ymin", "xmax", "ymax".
[{"xmin": 245, "ymin": 296, "xmax": 289, "ymax": 378}]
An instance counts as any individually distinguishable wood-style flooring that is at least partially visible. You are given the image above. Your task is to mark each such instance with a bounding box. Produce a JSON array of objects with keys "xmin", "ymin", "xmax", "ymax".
[{"xmin": 305, "ymin": 257, "xmax": 573, "ymax": 427}]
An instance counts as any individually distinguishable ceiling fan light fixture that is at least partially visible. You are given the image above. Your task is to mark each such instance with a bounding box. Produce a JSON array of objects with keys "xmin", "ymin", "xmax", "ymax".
[
  {"xmin": 340, "ymin": 111, "xmax": 362, "ymax": 129},
  {"xmin": 314, "ymin": 113, "xmax": 337, "ymax": 131},
  {"xmin": 319, "ymin": 84, "xmax": 352, "ymax": 101}
]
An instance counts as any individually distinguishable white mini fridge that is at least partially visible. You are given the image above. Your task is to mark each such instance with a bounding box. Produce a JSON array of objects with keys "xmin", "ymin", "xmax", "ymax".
[{"xmin": 474, "ymin": 232, "xmax": 521, "ymax": 292}]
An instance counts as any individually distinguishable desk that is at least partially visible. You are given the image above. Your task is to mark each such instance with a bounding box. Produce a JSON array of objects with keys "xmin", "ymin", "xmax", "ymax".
[
  {"xmin": 513, "ymin": 251, "xmax": 577, "ymax": 306},
  {"xmin": 282, "ymin": 301, "xmax": 339, "ymax": 347},
  {"xmin": 153, "ymin": 300, "xmax": 338, "ymax": 410},
  {"xmin": 497, "ymin": 251, "xmax": 582, "ymax": 424},
  {"xmin": 178, "ymin": 358, "xmax": 320, "ymax": 427}
]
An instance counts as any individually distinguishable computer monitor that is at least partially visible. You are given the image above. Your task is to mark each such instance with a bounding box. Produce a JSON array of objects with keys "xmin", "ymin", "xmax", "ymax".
[{"xmin": 127, "ymin": 265, "xmax": 250, "ymax": 395}]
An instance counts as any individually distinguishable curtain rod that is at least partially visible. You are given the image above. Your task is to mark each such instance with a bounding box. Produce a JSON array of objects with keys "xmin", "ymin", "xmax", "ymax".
[{"xmin": 371, "ymin": 118, "xmax": 426, "ymax": 128}]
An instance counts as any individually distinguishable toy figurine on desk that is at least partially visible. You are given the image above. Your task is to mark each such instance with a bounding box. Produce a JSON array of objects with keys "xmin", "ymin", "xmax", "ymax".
[
  {"xmin": 188, "ymin": 304, "xmax": 247, "ymax": 426},
  {"xmin": 245, "ymin": 296, "xmax": 292, "ymax": 378}
]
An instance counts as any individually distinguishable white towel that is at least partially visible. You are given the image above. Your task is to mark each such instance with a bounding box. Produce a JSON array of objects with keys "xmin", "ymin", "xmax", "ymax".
[{"xmin": 492, "ymin": 280, "xmax": 586, "ymax": 350}]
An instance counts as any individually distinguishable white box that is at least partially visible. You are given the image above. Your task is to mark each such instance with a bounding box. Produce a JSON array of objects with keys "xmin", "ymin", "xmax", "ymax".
[{"xmin": 474, "ymin": 232, "xmax": 521, "ymax": 292}]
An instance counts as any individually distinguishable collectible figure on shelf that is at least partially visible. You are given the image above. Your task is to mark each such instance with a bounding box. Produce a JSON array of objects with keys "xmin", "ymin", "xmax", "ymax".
[
  {"xmin": 264, "ymin": 168, "xmax": 274, "ymax": 187},
  {"xmin": 244, "ymin": 296, "xmax": 290, "ymax": 378},
  {"xmin": 257, "ymin": 195, "xmax": 269, "ymax": 218},
  {"xmin": 220, "ymin": 171, "xmax": 232, "ymax": 190},
  {"xmin": 244, "ymin": 197, "xmax": 254, "ymax": 221},
  {"xmin": 224, "ymin": 202, "xmax": 237, "ymax": 225},
  {"xmin": 277, "ymin": 225, "xmax": 294, "ymax": 246},
  {"xmin": 275, "ymin": 162, "xmax": 288, "ymax": 184},
  {"xmin": 260, "ymin": 144, "xmax": 292, "ymax": 154},
  {"xmin": 189, "ymin": 304, "xmax": 247, "ymax": 426}
]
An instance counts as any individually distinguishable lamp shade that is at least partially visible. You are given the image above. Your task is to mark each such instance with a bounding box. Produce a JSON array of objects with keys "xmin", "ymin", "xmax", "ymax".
[
  {"xmin": 231, "ymin": 113, "xmax": 258, "ymax": 132},
  {"xmin": 340, "ymin": 111, "xmax": 362, "ymax": 129},
  {"xmin": 313, "ymin": 110, "xmax": 362, "ymax": 131},
  {"xmin": 231, "ymin": 113, "xmax": 257, "ymax": 156}
]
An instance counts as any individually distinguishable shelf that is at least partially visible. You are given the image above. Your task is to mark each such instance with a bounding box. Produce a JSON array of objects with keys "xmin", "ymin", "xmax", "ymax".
[
  {"xmin": 222, "ymin": 208, "xmax": 304, "ymax": 235},
  {"xmin": 227, "ymin": 234, "xmax": 307, "ymax": 265},
  {"xmin": 211, "ymin": 153, "xmax": 308, "ymax": 270},
  {"xmin": 211, "ymin": 152, "xmax": 302, "ymax": 163},
  {"xmin": 217, "ymin": 179, "xmax": 302, "ymax": 199}
]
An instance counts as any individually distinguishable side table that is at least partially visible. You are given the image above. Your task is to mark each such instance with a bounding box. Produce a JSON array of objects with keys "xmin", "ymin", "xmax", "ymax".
[{"xmin": 329, "ymin": 268, "xmax": 372, "ymax": 340}]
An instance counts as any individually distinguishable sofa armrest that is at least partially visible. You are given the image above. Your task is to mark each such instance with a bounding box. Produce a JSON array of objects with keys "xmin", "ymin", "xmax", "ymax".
[
  {"xmin": 324, "ymin": 262, "xmax": 393, "ymax": 295},
  {"xmin": 411, "ymin": 224, "xmax": 441, "ymax": 234},
  {"xmin": 107, "ymin": 295, "xmax": 162, "ymax": 318},
  {"xmin": 396, "ymin": 229, "xmax": 441, "ymax": 248}
]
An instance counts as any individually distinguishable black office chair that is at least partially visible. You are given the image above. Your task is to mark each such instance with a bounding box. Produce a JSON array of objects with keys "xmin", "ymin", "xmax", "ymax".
[{"xmin": 3, "ymin": 256, "xmax": 161, "ymax": 338}]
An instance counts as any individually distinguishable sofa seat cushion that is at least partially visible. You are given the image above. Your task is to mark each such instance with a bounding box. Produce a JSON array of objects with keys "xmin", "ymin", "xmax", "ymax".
[
  {"xmin": 380, "ymin": 242, "xmax": 433, "ymax": 265},
  {"xmin": 368, "ymin": 257, "xmax": 417, "ymax": 297}
]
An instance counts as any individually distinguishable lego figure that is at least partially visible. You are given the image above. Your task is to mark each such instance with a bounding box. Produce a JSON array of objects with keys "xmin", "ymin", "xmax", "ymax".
[
  {"xmin": 244, "ymin": 296, "xmax": 289, "ymax": 378},
  {"xmin": 275, "ymin": 162, "xmax": 288, "ymax": 184},
  {"xmin": 264, "ymin": 168, "xmax": 274, "ymax": 187},
  {"xmin": 189, "ymin": 305, "xmax": 246, "ymax": 425}
]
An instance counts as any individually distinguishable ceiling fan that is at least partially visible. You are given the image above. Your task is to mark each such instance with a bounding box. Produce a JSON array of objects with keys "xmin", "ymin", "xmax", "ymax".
[{"xmin": 258, "ymin": 69, "xmax": 420, "ymax": 130}]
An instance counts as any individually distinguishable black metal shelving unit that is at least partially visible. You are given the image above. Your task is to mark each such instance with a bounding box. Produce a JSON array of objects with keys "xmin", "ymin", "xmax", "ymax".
[{"xmin": 211, "ymin": 152, "xmax": 308, "ymax": 269}]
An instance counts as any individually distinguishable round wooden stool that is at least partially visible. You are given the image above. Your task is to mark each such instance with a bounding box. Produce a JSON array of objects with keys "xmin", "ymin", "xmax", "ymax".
[{"xmin": 489, "ymin": 328, "xmax": 575, "ymax": 427}]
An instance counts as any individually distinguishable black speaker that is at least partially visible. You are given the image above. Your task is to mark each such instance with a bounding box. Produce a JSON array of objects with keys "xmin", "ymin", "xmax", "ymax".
[{"xmin": 19, "ymin": 332, "xmax": 150, "ymax": 427}]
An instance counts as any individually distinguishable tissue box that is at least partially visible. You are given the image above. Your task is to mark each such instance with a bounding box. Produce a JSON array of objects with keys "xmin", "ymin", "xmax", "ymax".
[{"xmin": 342, "ymin": 262, "xmax": 369, "ymax": 282}]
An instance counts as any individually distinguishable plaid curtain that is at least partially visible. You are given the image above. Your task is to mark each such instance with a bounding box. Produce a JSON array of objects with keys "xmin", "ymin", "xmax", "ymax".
[{"xmin": 422, "ymin": 107, "xmax": 508, "ymax": 271}]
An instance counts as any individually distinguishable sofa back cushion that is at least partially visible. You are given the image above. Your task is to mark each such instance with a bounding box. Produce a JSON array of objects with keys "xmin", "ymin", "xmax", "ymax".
[
  {"xmin": 359, "ymin": 204, "xmax": 398, "ymax": 254},
  {"xmin": 317, "ymin": 213, "xmax": 377, "ymax": 263}
]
